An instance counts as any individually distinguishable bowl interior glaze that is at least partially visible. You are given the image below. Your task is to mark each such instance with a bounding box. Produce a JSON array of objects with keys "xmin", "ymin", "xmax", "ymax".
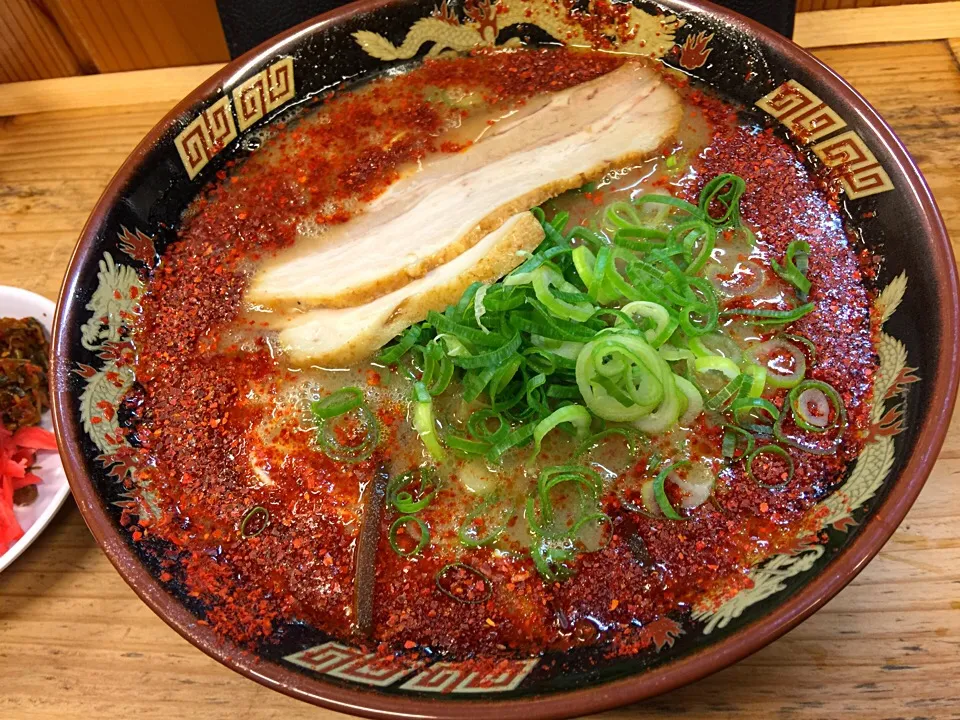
[{"xmin": 51, "ymin": 1, "xmax": 959, "ymax": 717}]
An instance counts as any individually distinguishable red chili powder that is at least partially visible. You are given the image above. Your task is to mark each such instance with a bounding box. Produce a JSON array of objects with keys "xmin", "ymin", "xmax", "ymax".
[{"xmin": 125, "ymin": 48, "xmax": 877, "ymax": 660}]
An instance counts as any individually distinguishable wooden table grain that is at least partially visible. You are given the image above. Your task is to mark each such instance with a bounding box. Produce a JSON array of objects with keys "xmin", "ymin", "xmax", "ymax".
[{"xmin": 1, "ymin": 8, "xmax": 959, "ymax": 719}]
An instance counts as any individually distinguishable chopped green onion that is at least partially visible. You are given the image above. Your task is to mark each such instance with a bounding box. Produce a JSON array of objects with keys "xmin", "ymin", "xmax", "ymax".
[
  {"xmin": 675, "ymin": 375, "xmax": 704, "ymax": 425},
  {"xmin": 704, "ymin": 374, "xmax": 744, "ymax": 412},
  {"xmin": 467, "ymin": 409, "xmax": 508, "ymax": 443},
  {"xmin": 694, "ymin": 355, "xmax": 740, "ymax": 380},
  {"xmin": 426, "ymin": 310, "xmax": 500, "ymax": 348},
  {"xmin": 532, "ymin": 266, "xmax": 595, "ymax": 322},
  {"xmin": 788, "ymin": 379, "xmax": 847, "ymax": 434},
  {"xmin": 526, "ymin": 465, "xmax": 609, "ymax": 562},
  {"xmin": 315, "ymin": 398, "xmax": 380, "ymax": 463},
  {"xmin": 674, "ymin": 219, "xmax": 716, "ymax": 274},
  {"xmin": 746, "ymin": 445, "xmax": 794, "ymax": 489},
  {"xmin": 450, "ymin": 331, "xmax": 522, "ymax": 369},
  {"xmin": 731, "ymin": 397, "xmax": 780, "ymax": 434},
  {"xmin": 771, "ymin": 240, "xmax": 812, "ymax": 295},
  {"xmin": 659, "ymin": 343, "xmax": 696, "ymax": 362},
  {"xmin": 387, "ymin": 467, "xmax": 441, "ymax": 514},
  {"xmin": 653, "ymin": 460, "xmax": 689, "ymax": 520},
  {"xmin": 531, "ymin": 405, "xmax": 591, "ymax": 460},
  {"xmin": 311, "ymin": 387, "xmax": 363, "ymax": 420},
  {"xmin": 446, "ymin": 432, "xmax": 492, "ymax": 457},
  {"xmin": 412, "ymin": 381, "xmax": 445, "ymax": 461},
  {"xmin": 741, "ymin": 363, "xmax": 767, "ymax": 398},
  {"xmin": 377, "ymin": 326, "xmax": 421, "ymax": 364},
  {"xmin": 721, "ymin": 302, "xmax": 815, "ymax": 326},
  {"xmin": 458, "ymin": 497, "xmax": 509, "ymax": 547},
  {"xmin": 240, "ymin": 506, "xmax": 269, "ymax": 538},
  {"xmin": 747, "ymin": 338, "xmax": 806, "ymax": 389},
  {"xmin": 389, "ymin": 515, "xmax": 430, "ymax": 557},
  {"xmin": 720, "ymin": 425, "xmax": 755, "ymax": 459},
  {"xmin": 421, "ymin": 341, "xmax": 454, "ymax": 395},
  {"xmin": 618, "ymin": 301, "xmax": 675, "ymax": 347},
  {"xmin": 485, "ymin": 423, "xmax": 535, "ymax": 463},
  {"xmin": 436, "ymin": 563, "xmax": 492, "ymax": 604},
  {"xmin": 576, "ymin": 332, "xmax": 667, "ymax": 422},
  {"xmin": 699, "ymin": 173, "xmax": 746, "ymax": 226}
]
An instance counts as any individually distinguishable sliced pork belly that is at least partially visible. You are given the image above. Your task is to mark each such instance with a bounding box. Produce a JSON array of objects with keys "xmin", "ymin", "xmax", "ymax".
[
  {"xmin": 278, "ymin": 212, "xmax": 544, "ymax": 366},
  {"xmin": 247, "ymin": 62, "xmax": 682, "ymax": 310}
]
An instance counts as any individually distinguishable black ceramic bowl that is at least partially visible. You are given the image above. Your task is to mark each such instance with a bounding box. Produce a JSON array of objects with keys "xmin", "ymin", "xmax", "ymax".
[{"xmin": 51, "ymin": 0, "xmax": 959, "ymax": 717}]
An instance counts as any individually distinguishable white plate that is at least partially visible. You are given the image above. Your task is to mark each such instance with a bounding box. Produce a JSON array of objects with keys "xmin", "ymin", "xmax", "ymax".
[{"xmin": 0, "ymin": 286, "xmax": 69, "ymax": 574}]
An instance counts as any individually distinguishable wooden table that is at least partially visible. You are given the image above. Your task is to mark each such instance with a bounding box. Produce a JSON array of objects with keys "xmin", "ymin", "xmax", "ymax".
[{"xmin": 2, "ymin": 4, "xmax": 959, "ymax": 718}]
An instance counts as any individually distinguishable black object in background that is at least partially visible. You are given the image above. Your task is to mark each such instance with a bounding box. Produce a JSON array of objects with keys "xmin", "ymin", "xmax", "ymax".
[{"xmin": 216, "ymin": 0, "xmax": 796, "ymax": 59}]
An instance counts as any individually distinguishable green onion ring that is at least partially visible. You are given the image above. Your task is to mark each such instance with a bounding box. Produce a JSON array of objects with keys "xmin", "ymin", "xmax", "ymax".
[
  {"xmin": 746, "ymin": 445, "xmax": 795, "ymax": 489},
  {"xmin": 747, "ymin": 338, "xmax": 807, "ymax": 390},
  {"xmin": 531, "ymin": 405, "xmax": 591, "ymax": 460},
  {"xmin": 435, "ymin": 563, "xmax": 493, "ymax": 604},
  {"xmin": 771, "ymin": 240, "xmax": 812, "ymax": 295},
  {"xmin": 412, "ymin": 382, "xmax": 445, "ymax": 461},
  {"xmin": 458, "ymin": 498, "xmax": 509, "ymax": 548},
  {"xmin": 376, "ymin": 326, "xmax": 421, "ymax": 364},
  {"xmin": 467, "ymin": 409, "xmax": 509, "ymax": 443},
  {"xmin": 693, "ymin": 355, "xmax": 740, "ymax": 380},
  {"xmin": 389, "ymin": 515, "xmax": 430, "ymax": 557},
  {"xmin": 618, "ymin": 301, "xmax": 675, "ymax": 348},
  {"xmin": 731, "ymin": 397, "xmax": 780, "ymax": 434},
  {"xmin": 721, "ymin": 425, "xmax": 755, "ymax": 459},
  {"xmin": 699, "ymin": 173, "xmax": 746, "ymax": 226},
  {"xmin": 311, "ymin": 387, "xmax": 363, "ymax": 420},
  {"xmin": 240, "ymin": 506, "xmax": 269, "ymax": 538},
  {"xmin": 317, "ymin": 404, "xmax": 380, "ymax": 463},
  {"xmin": 779, "ymin": 333, "xmax": 818, "ymax": 365},
  {"xmin": 720, "ymin": 302, "xmax": 816, "ymax": 326},
  {"xmin": 387, "ymin": 467, "xmax": 441, "ymax": 514},
  {"xmin": 653, "ymin": 460, "xmax": 689, "ymax": 520},
  {"xmin": 788, "ymin": 379, "xmax": 847, "ymax": 434}
]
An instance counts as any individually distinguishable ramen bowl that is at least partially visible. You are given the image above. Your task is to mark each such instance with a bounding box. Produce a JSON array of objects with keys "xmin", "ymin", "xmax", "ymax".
[{"xmin": 50, "ymin": 0, "xmax": 959, "ymax": 717}]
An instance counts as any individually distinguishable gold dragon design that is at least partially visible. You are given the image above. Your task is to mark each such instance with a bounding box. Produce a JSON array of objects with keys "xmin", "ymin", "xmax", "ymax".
[
  {"xmin": 353, "ymin": 0, "xmax": 683, "ymax": 60},
  {"xmin": 692, "ymin": 274, "xmax": 916, "ymax": 633}
]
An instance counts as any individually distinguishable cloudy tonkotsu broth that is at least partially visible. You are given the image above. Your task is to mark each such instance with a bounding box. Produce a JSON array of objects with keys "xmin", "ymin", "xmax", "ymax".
[{"xmin": 127, "ymin": 47, "xmax": 877, "ymax": 658}]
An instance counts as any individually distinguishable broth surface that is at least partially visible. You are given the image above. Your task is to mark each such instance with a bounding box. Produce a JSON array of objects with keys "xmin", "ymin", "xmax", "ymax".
[{"xmin": 127, "ymin": 48, "xmax": 877, "ymax": 658}]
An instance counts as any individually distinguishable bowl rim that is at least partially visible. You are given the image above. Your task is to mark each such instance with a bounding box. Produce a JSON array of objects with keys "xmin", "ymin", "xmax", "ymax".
[{"xmin": 50, "ymin": 0, "xmax": 960, "ymax": 717}]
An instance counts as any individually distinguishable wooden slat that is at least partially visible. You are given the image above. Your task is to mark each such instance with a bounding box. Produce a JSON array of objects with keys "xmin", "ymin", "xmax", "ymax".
[
  {"xmin": 794, "ymin": 1, "xmax": 960, "ymax": 46},
  {"xmin": 798, "ymin": 0, "xmax": 946, "ymax": 10},
  {"xmin": 0, "ymin": 63, "xmax": 224, "ymax": 117},
  {"xmin": 0, "ymin": 0, "xmax": 85, "ymax": 82},
  {"xmin": 44, "ymin": 0, "xmax": 229, "ymax": 73}
]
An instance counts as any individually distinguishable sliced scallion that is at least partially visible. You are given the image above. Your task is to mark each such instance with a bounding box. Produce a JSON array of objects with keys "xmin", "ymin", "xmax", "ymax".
[{"xmin": 389, "ymin": 515, "xmax": 430, "ymax": 557}]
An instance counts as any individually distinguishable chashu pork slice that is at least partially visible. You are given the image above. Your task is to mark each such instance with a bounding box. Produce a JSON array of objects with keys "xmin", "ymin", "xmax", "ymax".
[
  {"xmin": 278, "ymin": 212, "xmax": 544, "ymax": 366},
  {"xmin": 247, "ymin": 62, "xmax": 682, "ymax": 310}
]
